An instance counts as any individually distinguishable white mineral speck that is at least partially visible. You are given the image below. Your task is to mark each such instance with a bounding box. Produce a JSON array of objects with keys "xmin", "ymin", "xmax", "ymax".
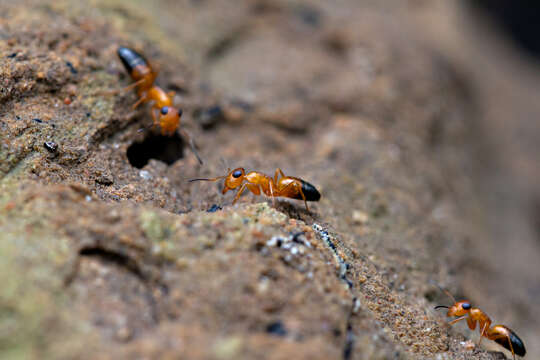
[{"xmin": 139, "ymin": 170, "xmax": 152, "ymax": 180}]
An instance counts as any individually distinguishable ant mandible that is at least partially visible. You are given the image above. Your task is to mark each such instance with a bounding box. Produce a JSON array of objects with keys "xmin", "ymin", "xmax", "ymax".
[
  {"xmin": 117, "ymin": 46, "xmax": 203, "ymax": 164},
  {"xmin": 189, "ymin": 167, "xmax": 321, "ymax": 211},
  {"xmin": 435, "ymin": 289, "xmax": 526, "ymax": 359}
]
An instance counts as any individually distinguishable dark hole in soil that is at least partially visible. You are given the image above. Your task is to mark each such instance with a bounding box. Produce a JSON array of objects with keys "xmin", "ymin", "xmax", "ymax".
[
  {"xmin": 127, "ymin": 132, "xmax": 185, "ymax": 168},
  {"xmin": 79, "ymin": 247, "xmax": 145, "ymax": 280}
]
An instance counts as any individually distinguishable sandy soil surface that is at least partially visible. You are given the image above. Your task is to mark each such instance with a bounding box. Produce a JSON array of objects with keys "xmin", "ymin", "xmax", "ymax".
[{"xmin": 1, "ymin": 1, "xmax": 538, "ymax": 359}]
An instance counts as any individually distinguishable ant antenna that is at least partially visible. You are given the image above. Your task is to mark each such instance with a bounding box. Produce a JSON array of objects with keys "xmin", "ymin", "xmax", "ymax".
[
  {"xmin": 179, "ymin": 128, "xmax": 203, "ymax": 165},
  {"xmin": 429, "ymin": 280, "xmax": 457, "ymax": 304},
  {"xmin": 136, "ymin": 119, "xmax": 158, "ymax": 133},
  {"xmin": 429, "ymin": 280, "xmax": 458, "ymax": 311},
  {"xmin": 441, "ymin": 287, "xmax": 457, "ymax": 304},
  {"xmin": 188, "ymin": 174, "xmax": 227, "ymax": 183}
]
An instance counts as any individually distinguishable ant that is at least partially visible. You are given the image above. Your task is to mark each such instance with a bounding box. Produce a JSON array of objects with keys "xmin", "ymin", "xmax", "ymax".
[
  {"xmin": 435, "ymin": 289, "xmax": 526, "ymax": 359},
  {"xmin": 189, "ymin": 167, "xmax": 321, "ymax": 211},
  {"xmin": 117, "ymin": 46, "xmax": 202, "ymax": 164}
]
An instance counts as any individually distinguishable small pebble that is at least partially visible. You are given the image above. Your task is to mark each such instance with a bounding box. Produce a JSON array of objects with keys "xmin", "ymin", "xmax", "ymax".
[
  {"xmin": 352, "ymin": 210, "xmax": 369, "ymax": 224},
  {"xmin": 43, "ymin": 141, "xmax": 58, "ymax": 153},
  {"xmin": 207, "ymin": 204, "xmax": 222, "ymax": 213},
  {"xmin": 139, "ymin": 170, "xmax": 152, "ymax": 180},
  {"xmin": 195, "ymin": 105, "xmax": 225, "ymax": 130},
  {"xmin": 115, "ymin": 326, "xmax": 132, "ymax": 342},
  {"xmin": 353, "ymin": 298, "xmax": 361, "ymax": 313},
  {"xmin": 266, "ymin": 236, "xmax": 284, "ymax": 247}
]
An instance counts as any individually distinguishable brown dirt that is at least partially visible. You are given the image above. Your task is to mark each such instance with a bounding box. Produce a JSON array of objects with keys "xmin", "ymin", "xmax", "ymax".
[{"xmin": 1, "ymin": 1, "xmax": 537, "ymax": 359}]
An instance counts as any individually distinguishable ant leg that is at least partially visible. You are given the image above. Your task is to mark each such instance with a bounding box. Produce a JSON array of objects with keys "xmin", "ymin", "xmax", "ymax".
[
  {"xmin": 273, "ymin": 168, "xmax": 283, "ymax": 183},
  {"xmin": 247, "ymin": 184, "xmax": 262, "ymax": 203},
  {"xmin": 277, "ymin": 181, "xmax": 309, "ymax": 211},
  {"xmin": 449, "ymin": 316, "xmax": 468, "ymax": 325},
  {"xmin": 273, "ymin": 168, "xmax": 286, "ymax": 183},
  {"xmin": 269, "ymin": 181, "xmax": 276, "ymax": 207},
  {"xmin": 232, "ymin": 183, "xmax": 249, "ymax": 204},
  {"xmin": 132, "ymin": 94, "xmax": 147, "ymax": 109},
  {"xmin": 136, "ymin": 109, "xmax": 156, "ymax": 133},
  {"xmin": 297, "ymin": 184, "xmax": 309, "ymax": 211},
  {"xmin": 489, "ymin": 333, "xmax": 516, "ymax": 360},
  {"xmin": 123, "ymin": 78, "xmax": 146, "ymax": 93},
  {"xmin": 506, "ymin": 334, "xmax": 516, "ymax": 360},
  {"xmin": 101, "ymin": 79, "xmax": 146, "ymax": 96},
  {"xmin": 179, "ymin": 128, "xmax": 204, "ymax": 165},
  {"xmin": 151, "ymin": 108, "xmax": 160, "ymax": 129},
  {"xmin": 477, "ymin": 322, "xmax": 488, "ymax": 347}
]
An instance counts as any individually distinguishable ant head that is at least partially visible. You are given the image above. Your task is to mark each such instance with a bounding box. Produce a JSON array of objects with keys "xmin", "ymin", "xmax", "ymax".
[
  {"xmin": 435, "ymin": 300, "xmax": 472, "ymax": 317},
  {"xmin": 454, "ymin": 301, "xmax": 472, "ymax": 315},
  {"xmin": 159, "ymin": 106, "xmax": 182, "ymax": 135},
  {"xmin": 224, "ymin": 167, "xmax": 245, "ymax": 189}
]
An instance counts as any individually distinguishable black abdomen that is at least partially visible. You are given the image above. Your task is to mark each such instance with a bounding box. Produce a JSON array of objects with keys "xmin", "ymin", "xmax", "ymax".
[
  {"xmin": 494, "ymin": 326, "xmax": 526, "ymax": 356},
  {"xmin": 292, "ymin": 180, "xmax": 321, "ymax": 201},
  {"xmin": 117, "ymin": 47, "xmax": 148, "ymax": 73}
]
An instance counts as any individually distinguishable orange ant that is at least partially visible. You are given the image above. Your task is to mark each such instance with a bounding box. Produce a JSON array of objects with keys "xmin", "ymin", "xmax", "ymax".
[
  {"xmin": 435, "ymin": 289, "xmax": 526, "ymax": 359},
  {"xmin": 189, "ymin": 167, "xmax": 321, "ymax": 211},
  {"xmin": 117, "ymin": 46, "xmax": 202, "ymax": 164}
]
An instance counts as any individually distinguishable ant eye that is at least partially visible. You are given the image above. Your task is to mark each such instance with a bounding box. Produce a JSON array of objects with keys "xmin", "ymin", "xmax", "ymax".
[
  {"xmin": 462, "ymin": 303, "xmax": 471, "ymax": 310},
  {"xmin": 160, "ymin": 106, "xmax": 169, "ymax": 115},
  {"xmin": 232, "ymin": 170, "xmax": 242, "ymax": 178}
]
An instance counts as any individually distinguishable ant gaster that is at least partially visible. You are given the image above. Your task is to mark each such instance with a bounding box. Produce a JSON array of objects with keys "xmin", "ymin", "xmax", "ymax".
[
  {"xmin": 435, "ymin": 289, "xmax": 526, "ymax": 359},
  {"xmin": 189, "ymin": 167, "xmax": 321, "ymax": 211},
  {"xmin": 117, "ymin": 46, "xmax": 202, "ymax": 164}
]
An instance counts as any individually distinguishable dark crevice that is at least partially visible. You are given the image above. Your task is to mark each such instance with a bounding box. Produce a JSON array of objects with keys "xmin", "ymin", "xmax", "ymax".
[
  {"xmin": 78, "ymin": 246, "xmax": 147, "ymax": 280},
  {"xmin": 193, "ymin": 105, "xmax": 226, "ymax": 130},
  {"xmin": 71, "ymin": 246, "xmax": 163, "ymax": 325},
  {"xmin": 205, "ymin": 27, "xmax": 247, "ymax": 62},
  {"xmin": 89, "ymin": 111, "xmax": 140, "ymax": 146},
  {"xmin": 127, "ymin": 132, "xmax": 185, "ymax": 168},
  {"xmin": 312, "ymin": 224, "xmax": 353, "ymax": 289},
  {"xmin": 342, "ymin": 303, "xmax": 356, "ymax": 360},
  {"xmin": 312, "ymin": 224, "xmax": 357, "ymax": 359}
]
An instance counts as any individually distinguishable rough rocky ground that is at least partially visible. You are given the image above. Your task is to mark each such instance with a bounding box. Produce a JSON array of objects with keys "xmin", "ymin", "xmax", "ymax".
[{"xmin": 1, "ymin": 1, "xmax": 538, "ymax": 359}]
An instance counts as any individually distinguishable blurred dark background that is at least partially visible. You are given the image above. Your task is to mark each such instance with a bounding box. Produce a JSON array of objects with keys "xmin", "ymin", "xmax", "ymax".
[{"xmin": 417, "ymin": 1, "xmax": 540, "ymax": 357}]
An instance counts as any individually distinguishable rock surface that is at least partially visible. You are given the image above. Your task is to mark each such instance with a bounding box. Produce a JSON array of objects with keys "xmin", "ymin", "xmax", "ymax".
[{"xmin": 1, "ymin": 1, "xmax": 535, "ymax": 359}]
